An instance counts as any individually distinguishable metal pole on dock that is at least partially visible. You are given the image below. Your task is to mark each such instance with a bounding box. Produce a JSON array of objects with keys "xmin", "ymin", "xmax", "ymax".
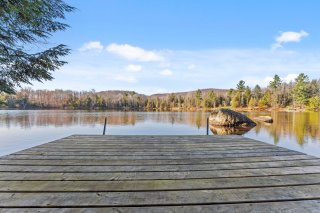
[
  {"xmin": 206, "ymin": 117, "xmax": 209, "ymax": 135},
  {"xmin": 103, "ymin": 117, "xmax": 107, "ymax": 135}
]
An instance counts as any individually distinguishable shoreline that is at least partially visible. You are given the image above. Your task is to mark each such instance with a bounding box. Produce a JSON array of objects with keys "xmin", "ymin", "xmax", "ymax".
[{"xmin": 0, "ymin": 107, "xmax": 313, "ymax": 112}]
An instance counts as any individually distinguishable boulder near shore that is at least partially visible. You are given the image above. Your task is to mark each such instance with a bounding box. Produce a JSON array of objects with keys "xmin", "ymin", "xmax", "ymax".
[{"xmin": 209, "ymin": 108, "xmax": 256, "ymax": 127}]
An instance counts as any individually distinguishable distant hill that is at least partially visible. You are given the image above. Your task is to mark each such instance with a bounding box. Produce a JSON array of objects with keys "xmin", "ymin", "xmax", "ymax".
[
  {"xmin": 95, "ymin": 88, "xmax": 228, "ymax": 100},
  {"xmin": 95, "ymin": 90, "xmax": 147, "ymax": 101},
  {"xmin": 3, "ymin": 88, "xmax": 229, "ymax": 109},
  {"xmin": 149, "ymin": 88, "xmax": 228, "ymax": 99}
]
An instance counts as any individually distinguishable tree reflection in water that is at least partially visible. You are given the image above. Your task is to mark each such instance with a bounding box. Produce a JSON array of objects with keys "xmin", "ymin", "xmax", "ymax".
[{"xmin": 0, "ymin": 110, "xmax": 319, "ymax": 147}]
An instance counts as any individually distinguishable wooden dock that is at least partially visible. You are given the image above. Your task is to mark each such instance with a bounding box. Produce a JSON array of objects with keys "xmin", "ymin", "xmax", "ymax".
[{"xmin": 1, "ymin": 135, "xmax": 320, "ymax": 212}]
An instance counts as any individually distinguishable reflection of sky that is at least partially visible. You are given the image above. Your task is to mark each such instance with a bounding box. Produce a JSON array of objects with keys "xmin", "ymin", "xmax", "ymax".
[
  {"xmin": 1, "ymin": 110, "xmax": 320, "ymax": 157},
  {"xmin": 0, "ymin": 111, "xmax": 209, "ymax": 156}
]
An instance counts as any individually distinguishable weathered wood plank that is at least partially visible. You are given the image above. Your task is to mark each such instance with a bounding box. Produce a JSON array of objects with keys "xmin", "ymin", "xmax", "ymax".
[
  {"xmin": 15, "ymin": 147, "xmax": 292, "ymax": 156},
  {"xmin": 46, "ymin": 140, "xmax": 266, "ymax": 145},
  {"xmin": 0, "ymin": 155, "xmax": 314, "ymax": 166},
  {"xmin": 30, "ymin": 145, "xmax": 277, "ymax": 151},
  {"xmin": 1, "ymin": 185, "xmax": 320, "ymax": 207},
  {"xmin": 1, "ymin": 135, "xmax": 318, "ymax": 210},
  {"xmin": 48, "ymin": 137, "xmax": 259, "ymax": 141},
  {"xmin": 0, "ymin": 166, "xmax": 319, "ymax": 181},
  {"xmin": 45, "ymin": 135, "xmax": 266, "ymax": 144},
  {"xmin": 0, "ymin": 159, "xmax": 319, "ymax": 173},
  {"xmin": 42, "ymin": 141, "xmax": 270, "ymax": 146},
  {"xmin": 1, "ymin": 174, "xmax": 320, "ymax": 192},
  {"xmin": 4, "ymin": 151, "xmax": 301, "ymax": 160},
  {"xmin": 1, "ymin": 200, "xmax": 320, "ymax": 213}
]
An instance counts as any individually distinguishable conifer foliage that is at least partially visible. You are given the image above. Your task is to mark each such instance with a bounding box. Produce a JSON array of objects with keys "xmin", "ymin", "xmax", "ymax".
[{"xmin": 0, "ymin": 0, "xmax": 74, "ymax": 93}]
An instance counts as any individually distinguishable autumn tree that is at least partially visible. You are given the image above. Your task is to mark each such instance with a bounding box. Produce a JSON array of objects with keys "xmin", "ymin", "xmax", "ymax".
[
  {"xmin": 248, "ymin": 97, "xmax": 257, "ymax": 109},
  {"xmin": 231, "ymin": 95, "xmax": 239, "ymax": 108},
  {"xmin": 0, "ymin": 0, "xmax": 74, "ymax": 93},
  {"xmin": 308, "ymin": 96, "xmax": 320, "ymax": 111}
]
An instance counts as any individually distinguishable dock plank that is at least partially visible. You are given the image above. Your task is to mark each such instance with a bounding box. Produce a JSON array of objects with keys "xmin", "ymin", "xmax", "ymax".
[
  {"xmin": 2, "ymin": 200, "xmax": 320, "ymax": 213},
  {"xmin": 4, "ymin": 151, "xmax": 302, "ymax": 160},
  {"xmin": 0, "ymin": 135, "xmax": 319, "ymax": 211},
  {"xmin": 0, "ymin": 159, "xmax": 320, "ymax": 172},
  {"xmin": 0, "ymin": 154, "xmax": 315, "ymax": 166},
  {"xmin": 1, "ymin": 173, "xmax": 320, "ymax": 192},
  {"xmin": 1, "ymin": 185, "xmax": 320, "ymax": 207}
]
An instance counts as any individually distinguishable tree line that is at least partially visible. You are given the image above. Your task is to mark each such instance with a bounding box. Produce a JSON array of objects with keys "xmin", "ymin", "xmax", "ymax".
[
  {"xmin": 227, "ymin": 73, "xmax": 320, "ymax": 111},
  {"xmin": 0, "ymin": 73, "xmax": 319, "ymax": 111}
]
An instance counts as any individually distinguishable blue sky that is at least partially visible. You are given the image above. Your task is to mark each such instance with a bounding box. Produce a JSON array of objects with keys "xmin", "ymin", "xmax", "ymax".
[{"xmin": 32, "ymin": 0, "xmax": 320, "ymax": 94}]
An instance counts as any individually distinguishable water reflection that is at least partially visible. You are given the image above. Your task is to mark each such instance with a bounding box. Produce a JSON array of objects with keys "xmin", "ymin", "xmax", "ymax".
[
  {"xmin": 0, "ymin": 111, "xmax": 209, "ymax": 129},
  {"xmin": 0, "ymin": 110, "xmax": 320, "ymax": 157},
  {"xmin": 210, "ymin": 125, "xmax": 254, "ymax": 135},
  {"xmin": 245, "ymin": 112, "xmax": 320, "ymax": 146}
]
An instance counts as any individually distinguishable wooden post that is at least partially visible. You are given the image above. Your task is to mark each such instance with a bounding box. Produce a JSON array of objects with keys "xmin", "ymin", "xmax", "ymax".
[
  {"xmin": 103, "ymin": 117, "xmax": 107, "ymax": 135},
  {"xmin": 206, "ymin": 117, "xmax": 209, "ymax": 135}
]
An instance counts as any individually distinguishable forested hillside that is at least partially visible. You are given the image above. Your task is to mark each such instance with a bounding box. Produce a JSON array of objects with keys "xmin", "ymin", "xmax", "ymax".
[{"xmin": 0, "ymin": 73, "xmax": 319, "ymax": 111}]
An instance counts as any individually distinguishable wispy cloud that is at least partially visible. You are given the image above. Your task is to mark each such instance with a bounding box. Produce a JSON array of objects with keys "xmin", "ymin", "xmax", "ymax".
[
  {"xmin": 272, "ymin": 31, "xmax": 309, "ymax": 50},
  {"xmin": 126, "ymin": 64, "xmax": 142, "ymax": 72},
  {"xmin": 160, "ymin": 69, "xmax": 173, "ymax": 76},
  {"xmin": 106, "ymin": 43, "xmax": 164, "ymax": 62},
  {"xmin": 114, "ymin": 75, "xmax": 138, "ymax": 83},
  {"xmin": 79, "ymin": 41, "xmax": 104, "ymax": 51},
  {"xmin": 32, "ymin": 40, "xmax": 320, "ymax": 94}
]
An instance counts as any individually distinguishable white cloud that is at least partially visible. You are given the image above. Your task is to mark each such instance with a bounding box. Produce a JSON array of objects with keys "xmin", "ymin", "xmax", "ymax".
[
  {"xmin": 79, "ymin": 41, "xmax": 104, "ymax": 51},
  {"xmin": 260, "ymin": 73, "xmax": 299, "ymax": 87},
  {"xmin": 106, "ymin": 43, "xmax": 164, "ymax": 62},
  {"xmin": 160, "ymin": 69, "xmax": 173, "ymax": 76},
  {"xmin": 272, "ymin": 31, "xmax": 309, "ymax": 50},
  {"xmin": 282, "ymin": 73, "xmax": 298, "ymax": 83},
  {"xmin": 126, "ymin": 64, "xmax": 142, "ymax": 72},
  {"xmin": 114, "ymin": 75, "xmax": 138, "ymax": 83},
  {"xmin": 32, "ymin": 46, "xmax": 320, "ymax": 94}
]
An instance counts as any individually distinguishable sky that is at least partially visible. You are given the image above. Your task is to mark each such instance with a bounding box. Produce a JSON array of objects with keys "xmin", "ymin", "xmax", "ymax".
[{"xmin": 32, "ymin": 0, "xmax": 320, "ymax": 95}]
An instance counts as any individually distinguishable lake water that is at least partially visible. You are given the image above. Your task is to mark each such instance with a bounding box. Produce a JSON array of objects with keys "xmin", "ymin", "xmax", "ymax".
[{"xmin": 0, "ymin": 110, "xmax": 320, "ymax": 157}]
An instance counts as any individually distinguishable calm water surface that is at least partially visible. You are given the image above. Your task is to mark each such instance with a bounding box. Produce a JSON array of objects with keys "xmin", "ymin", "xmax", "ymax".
[{"xmin": 0, "ymin": 110, "xmax": 320, "ymax": 157}]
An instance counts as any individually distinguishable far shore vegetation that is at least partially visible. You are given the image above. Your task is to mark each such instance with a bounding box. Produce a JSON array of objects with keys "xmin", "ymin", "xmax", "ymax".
[{"xmin": 1, "ymin": 73, "xmax": 319, "ymax": 112}]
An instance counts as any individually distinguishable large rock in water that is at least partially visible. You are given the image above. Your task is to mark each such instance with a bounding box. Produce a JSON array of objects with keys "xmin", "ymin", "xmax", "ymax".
[{"xmin": 209, "ymin": 109, "xmax": 256, "ymax": 127}]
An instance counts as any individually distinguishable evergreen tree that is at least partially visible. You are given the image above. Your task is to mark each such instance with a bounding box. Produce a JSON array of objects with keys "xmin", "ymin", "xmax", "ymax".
[
  {"xmin": 243, "ymin": 86, "xmax": 251, "ymax": 107},
  {"xmin": 258, "ymin": 91, "xmax": 271, "ymax": 108},
  {"xmin": 269, "ymin": 74, "xmax": 282, "ymax": 107},
  {"xmin": 205, "ymin": 90, "xmax": 216, "ymax": 108},
  {"xmin": 236, "ymin": 80, "xmax": 245, "ymax": 107},
  {"xmin": 0, "ymin": 0, "xmax": 75, "ymax": 93},
  {"xmin": 195, "ymin": 89, "xmax": 202, "ymax": 108},
  {"xmin": 293, "ymin": 73, "xmax": 310, "ymax": 107},
  {"xmin": 252, "ymin": 85, "xmax": 262, "ymax": 100}
]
